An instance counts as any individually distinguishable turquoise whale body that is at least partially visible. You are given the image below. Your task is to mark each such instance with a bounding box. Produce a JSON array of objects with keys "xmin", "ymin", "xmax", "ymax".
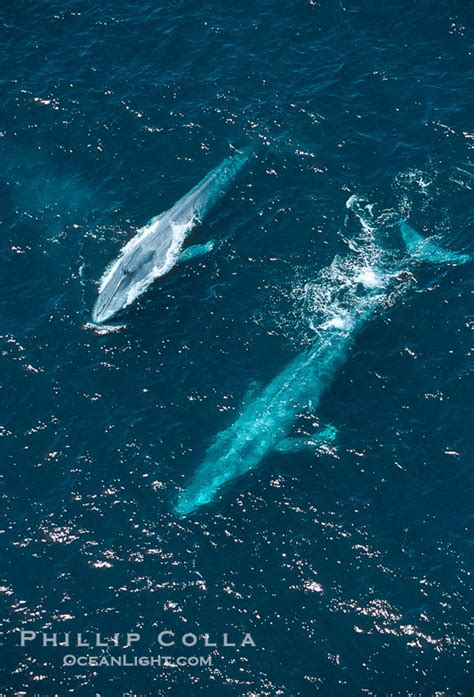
[
  {"xmin": 92, "ymin": 149, "xmax": 250, "ymax": 324},
  {"xmin": 175, "ymin": 214, "xmax": 470, "ymax": 517}
]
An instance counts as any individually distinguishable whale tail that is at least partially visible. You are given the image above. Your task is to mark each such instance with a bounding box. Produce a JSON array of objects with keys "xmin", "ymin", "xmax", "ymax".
[{"xmin": 400, "ymin": 220, "xmax": 471, "ymax": 265}]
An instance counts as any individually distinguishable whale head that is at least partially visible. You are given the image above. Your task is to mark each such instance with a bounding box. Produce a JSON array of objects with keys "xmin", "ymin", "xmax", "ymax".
[
  {"xmin": 92, "ymin": 265, "xmax": 139, "ymax": 324},
  {"xmin": 92, "ymin": 244, "xmax": 157, "ymax": 324},
  {"xmin": 174, "ymin": 486, "xmax": 215, "ymax": 518}
]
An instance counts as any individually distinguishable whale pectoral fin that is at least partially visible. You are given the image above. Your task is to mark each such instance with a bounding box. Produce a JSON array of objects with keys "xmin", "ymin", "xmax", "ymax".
[
  {"xmin": 276, "ymin": 425, "xmax": 337, "ymax": 453},
  {"xmin": 178, "ymin": 240, "xmax": 216, "ymax": 264},
  {"xmin": 399, "ymin": 220, "xmax": 471, "ymax": 265}
]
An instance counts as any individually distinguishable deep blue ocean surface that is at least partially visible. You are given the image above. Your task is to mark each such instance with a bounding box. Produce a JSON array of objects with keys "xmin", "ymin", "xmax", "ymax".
[{"xmin": 1, "ymin": 1, "xmax": 473, "ymax": 695}]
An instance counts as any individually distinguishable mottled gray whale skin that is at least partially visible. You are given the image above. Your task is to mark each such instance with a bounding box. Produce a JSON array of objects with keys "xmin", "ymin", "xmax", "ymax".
[
  {"xmin": 175, "ymin": 204, "xmax": 471, "ymax": 517},
  {"xmin": 92, "ymin": 149, "xmax": 249, "ymax": 323}
]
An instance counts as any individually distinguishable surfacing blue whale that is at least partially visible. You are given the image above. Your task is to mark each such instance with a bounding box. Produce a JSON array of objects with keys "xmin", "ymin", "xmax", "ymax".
[
  {"xmin": 92, "ymin": 149, "xmax": 250, "ymax": 324},
  {"xmin": 175, "ymin": 204, "xmax": 471, "ymax": 516}
]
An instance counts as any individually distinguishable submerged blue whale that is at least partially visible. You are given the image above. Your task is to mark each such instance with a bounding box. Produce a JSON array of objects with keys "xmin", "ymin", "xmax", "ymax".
[
  {"xmin": 175, "ymin": 204, "xmax": 471, "ymax": 516},
  {"xmin": 92, "ymin": 149, "xmax": 250, "ymax": 324}
]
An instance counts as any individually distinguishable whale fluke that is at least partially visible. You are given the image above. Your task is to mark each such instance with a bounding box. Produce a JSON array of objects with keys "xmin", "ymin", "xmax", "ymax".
[{"xmin": 400, "ymin": 220, "xmax": 471, "ymax": 265}]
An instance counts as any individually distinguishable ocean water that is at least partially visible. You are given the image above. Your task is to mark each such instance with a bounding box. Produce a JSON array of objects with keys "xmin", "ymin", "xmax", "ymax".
[{"xmin": 0, "ymin": 1, "xmax": 473, "ymax": 695}]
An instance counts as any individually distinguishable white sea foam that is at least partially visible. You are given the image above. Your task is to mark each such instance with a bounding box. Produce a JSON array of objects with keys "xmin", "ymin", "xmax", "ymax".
[
  {"xmin": 264, "ymin": 194, "xmax": 412, "ymax": 349},
  {"xmin": 354, "ymin": 267, "xmax": 382, "ymax": 288},
  {"xmin": 83, "ymin": 321, "xmax": 126, "ymax": 334}
]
